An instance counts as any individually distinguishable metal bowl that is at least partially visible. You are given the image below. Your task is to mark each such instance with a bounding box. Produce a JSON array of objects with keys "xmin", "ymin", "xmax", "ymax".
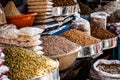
[
  {"xmin": 77, "ymin": 41, "xmax": 103, "ymax": 58},
  {"xmin": 103, "ymin": 37, "xmax": 117, "ymax": 50},
  {"xmin": 52, "ymin": 4, "xmax": 79, "ymax": 16},
  {"xmin": 28, "ymin": 62, "xmax": 60, "ymax": 80}
]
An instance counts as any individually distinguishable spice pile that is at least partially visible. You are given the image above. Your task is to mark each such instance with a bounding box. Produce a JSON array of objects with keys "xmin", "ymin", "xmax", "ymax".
[
  {"xmin": 27, "ymin": 0, "xmax": 54, "ymax": 24},
  {"xmin": 107, "ymin": 16, "xmax": 120, "ymax": 23},
  {"xmin": 3, "ymin": 47, "xmax": 58, "ymax": 80},
  {"xmin": 60, "ymin": 29, "xmax": 100, "ymax": 46},
  {"xmin": 53, "ymin": 0, "xmax": 76, "ymax": 7},
  {"xmin": 0, "ymin": 4, "xmax": 6, "ymax": 25},
  {"xmin": 4, "ymin": 1, "xmax": 22, "ymax": 16},
  {"xmin": 91, "ymin": 24, "xmax": 116, "ymax": 40},
  {"xmin": 97, "ymin": 64, "xmax": 120, "ymax": 74},
  {"xmin": 0, "ymin": 24, "xmax": 44, "ymax": 54},
  {"xmin": 0, "ymin": 49, "xmax": 9, "ymax": 80},
  {"xmin": 41, "ymin": 36, "xmax": 81, "ymax": 56},
  {"xmin": 79, "ymin": 2, "xmax": 93, "ymax": 15}
]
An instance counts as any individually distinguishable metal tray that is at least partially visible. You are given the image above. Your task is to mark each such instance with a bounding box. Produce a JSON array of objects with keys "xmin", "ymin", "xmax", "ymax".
[
  {"xmin": 28, "ymin": 63, "xmax": 60, "ymax": 80},
  {"xmin": 52, "ymin": 4, "xmax": 79, "ymax": 16},
  {"xmin": 103, "ymin": 37, "xmax": 117, "ymax": 50},
  {"xmin": 77, "ymin": 41, "xmax": 103, "ymax": 58}
]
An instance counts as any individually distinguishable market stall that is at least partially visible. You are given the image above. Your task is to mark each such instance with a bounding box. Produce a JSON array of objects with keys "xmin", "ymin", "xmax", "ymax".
[{"xmin": 0, "ymin": 0, "xmax": 120, "ymax": 80}]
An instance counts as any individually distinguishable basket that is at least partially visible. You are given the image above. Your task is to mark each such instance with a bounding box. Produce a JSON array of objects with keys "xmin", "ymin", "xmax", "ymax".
[{"xmin": 6, "ymin": 13, "xmax": 37, "ymax": 28}]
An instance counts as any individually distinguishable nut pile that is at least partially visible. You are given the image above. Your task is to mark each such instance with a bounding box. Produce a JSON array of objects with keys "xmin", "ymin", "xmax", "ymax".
[
  {"xmin": 0, "ymin": 24, "xmax": 44, "ymax": 54},
  {"xmin": 0, "ymin": 49, "xmax": 9, "ymax": 80},
  {"xmin": 41, "ymin": 36, "xmax": 81, "ymax": 56},
  {"xmin": 3, "ymin": 47, "xmax": 58, "ymax": 80},
  {"xmin": 27, "ymin": 0, "xmax": 54, "ymax": 24},
  {"xmin": 60, "ymin": 29, "xmax": 100, "ymax": 46},
  {"xmin": 91, "ymin": 24, "xmax": 116, "ymax": 40},
  {"xmin": 53, "ymin": 0, "xmax": 76, "ymax": 7}
]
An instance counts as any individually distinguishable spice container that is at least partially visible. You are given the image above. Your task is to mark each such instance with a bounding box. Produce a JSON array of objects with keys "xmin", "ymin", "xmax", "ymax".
[
  {"xmin": 0, "ymin": 4, "xmax": 6, "ymax": 25},
  {"xmin": 71, "ymin": 17, "xmax": 91, "ymax": 35},
  {"xmin": 41, "ymin": 36, "xmax": 81, "ymax": 71},
  {"xmin": 78, "ymin": 41, "xmax": 103, "ymax": 58},
  {"xmin": 29, "ymin": 64, "xmax": 60, "ymax": 80},
  {"xmin": 90, "ymin": 11, "xmax": 108, "ymax": 29},
  {"xmin": 102, "ymin": 37, "xmax": 117, "ymax": 50},
  {"xmin": 52, "ymin": 4, "xmax": 79, "ymax": 16}
]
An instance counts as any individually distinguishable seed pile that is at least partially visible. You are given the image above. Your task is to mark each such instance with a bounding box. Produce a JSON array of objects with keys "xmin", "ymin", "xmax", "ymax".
[
  {"xmin": 91, "ymin": 24, "xmax": 116, "ymax": 40},
  {"xmin": 3, "ymin": 47, "xmax": 58, "ymax": 80},
  {"xmin": 97, "ymin": 64, "xmax": 120, "ymax": 74},
  {"xmin": 107, "ymin": 16, "xmax": 120, "ymax": 23},
  {"xmin": 60, "ymin": 29, "xmax": 100, "ymax": 46},
  {"xmin": 53, "ymin": 0, "xmax": 76, "ymax": 7},
  {"xmin": 41, "ymin": 36, "xmax": 81, "ymax": 56}
]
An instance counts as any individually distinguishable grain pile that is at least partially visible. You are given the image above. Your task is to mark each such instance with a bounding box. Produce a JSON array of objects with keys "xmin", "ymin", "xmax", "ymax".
[
  {"xmin": 41, "ymin": 36, "xmax": 81, "ymax": 56},
  {"xmin": 3, "ymin": 47, "xmax": 58, "ymax": 80},
  {"xmin": 107, "ymin": 16, "xmax": 120, "ymax": 23},
  {"xmin": 91, "ymin": 24, "xmax": 116, "ymax": 40},
  {"xmin": 60, "ymin": 29, "xmax": 100, "ymax": 46},
  {"xmin": 0, "ymin": 49, "xmax": 9, "ymax": 80},
  {"xmin": 97, "ymin": 64, "xmax": 120, "ymax": 74},
  {"xmin": 0, "ymin": 24, "xmax": 44, "ymax": 54},
  {"xmin": 53, "ymin": 0, "xmax": 76, "ymax": 7},
  {"xmin": 4, "ymin": 1, "xmax": 22, "ymax": 16},
  {"xmin": 27, "ymin": 0, "xmax": 54, "ymax": 24}
]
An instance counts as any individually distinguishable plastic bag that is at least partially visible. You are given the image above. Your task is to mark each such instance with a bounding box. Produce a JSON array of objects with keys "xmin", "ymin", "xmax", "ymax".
[
  {"xmin": 0, "ymin": 4, "xmax": 6, "ymax": 25},
  {"xmin": 93, "ymin": 59, "xmax": 120, "ymax": 79},
  {"xmin": 72, "ymin": 17, "xmax": 91, "ymax": 35},
  {"xmin": 90, "ymin": 11, "xmax": 109, "ymax": 29}
]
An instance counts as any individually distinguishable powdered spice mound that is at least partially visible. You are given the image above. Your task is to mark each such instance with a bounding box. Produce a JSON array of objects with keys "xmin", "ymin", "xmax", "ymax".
[
  {"xmin": 41, "ymin": 36, "xmax": 81, "ymax": 56},
  {"xmin": 91, "ymin": 24, "xmax": 116, "ymax": 40},
  {"xmin": 60, "ymin": 29, "xmax": 100, "ymax": 46}
]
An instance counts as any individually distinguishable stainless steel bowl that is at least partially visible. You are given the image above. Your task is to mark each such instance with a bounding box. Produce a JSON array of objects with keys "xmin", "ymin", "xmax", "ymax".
[
  {"xmin": 28, "ymin": 62, "xmax": 60, "ymax": 80},
  {"xmin": 77, "ymin": 41, "xmax": 103, "ymax": 58},
  {"xmin": 52, "ymin": 4, "xmax": 80, "ymax": 16},
  {"xmin": 103, "ymin": 37, "xmax": 117, "ymax": 50}
]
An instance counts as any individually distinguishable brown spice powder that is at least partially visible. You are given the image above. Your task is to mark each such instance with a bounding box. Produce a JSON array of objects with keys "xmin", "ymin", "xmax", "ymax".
[
  {"xmin": 91, "ymin": 24, "xmax": 116, "ymax": 40},
  {"xmin": 107, "ymin": 16, "xmax": 120, "ymax": 23},
  {"xmin": 53, "ymin": 0, "xmax": 76, "ymax": 7},
  {"xmin": 41, "ymin": 36, "xmax": 81, "ymax": 56},
  {"xmin": 60, "ymin": 29, "xmax": 100, "ymax": 46}
]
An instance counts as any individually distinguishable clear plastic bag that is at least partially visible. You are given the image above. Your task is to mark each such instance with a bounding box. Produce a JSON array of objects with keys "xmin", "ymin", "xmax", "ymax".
[
  {"xmin": 90, "ymin": 11, "xmax": 109, "ymax": 29},
  {"xmin": 71, "ymin": 17, "xmax": 91, "ymax": 35},
  {"xmin": 0, "ymin": 4, "xmax": 6, "ymax": 25}
]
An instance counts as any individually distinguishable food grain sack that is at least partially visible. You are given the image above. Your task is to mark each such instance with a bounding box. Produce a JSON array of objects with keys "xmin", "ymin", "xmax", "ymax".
[
  {"xmin": 93, "ymin": 59, "xmax": 120, "ymax": 79},
  {"xmin": 0, "ymin": 4, "xmax": 6, "ymax": 25},
  {"xmin": 90, "ymin": 11, "xmax": 108, "ymax": 29},
  {"xmin": 72, "ymin": 17, "xmax": 91, "ymax": 35}
]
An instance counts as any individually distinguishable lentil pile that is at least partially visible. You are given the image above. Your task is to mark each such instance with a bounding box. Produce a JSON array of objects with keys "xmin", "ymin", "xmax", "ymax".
[
  {"xmin": 107, "ymin": 16, "xmax": 120, "ymax": 23},
  {"xmin": 41, "ymin": 36, "xmax": 81, "ymax": 56},
  {"xmin": 3, "ymin": 47, "xmax": 58, "ymax": 80},
  {"xmin": 60, "ymin": 29, "xmax": 100, "ymax": 46},
  {"xmin": 53, "ymin": 0, "xmax": 76, "ymax": 7},
  {"xmin": 91, "ymin": 24, "xmax": 116, "ymax": 40}
]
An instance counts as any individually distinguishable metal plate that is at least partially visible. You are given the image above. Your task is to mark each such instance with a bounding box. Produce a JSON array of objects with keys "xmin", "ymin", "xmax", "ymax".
[
  {"xmin": 103, "ymin": 37, "xmax": 117, "ymax": 50},
  {"xmin": 77, "ymin": 41, "xmax": 103, "ymax": 58},
  {"xmin": 52, "ymin": 4, "xmax": 80, "ymax": 16},
  {"xmin": 28, "ymin": 63, "xmax": 60, "ymax": 80}
]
